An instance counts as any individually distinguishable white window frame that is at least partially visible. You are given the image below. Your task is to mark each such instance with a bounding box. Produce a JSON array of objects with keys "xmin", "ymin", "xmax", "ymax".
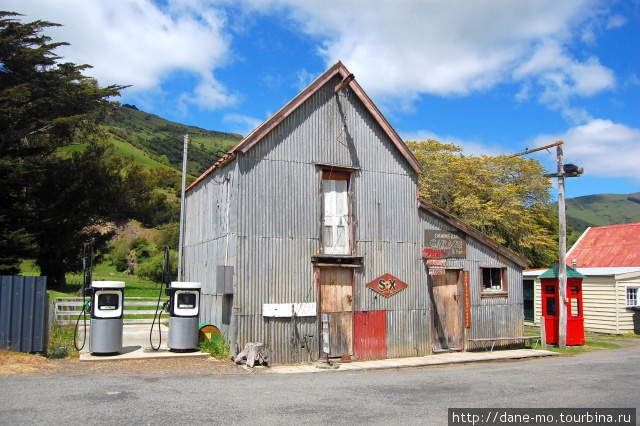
[
  {"xmin": 323, "ymin": 178, "xmax": 350, "ymax": 255},
  {"xmin": 626, "ymin": 286, "xmax": 639, "ymax": 308}
]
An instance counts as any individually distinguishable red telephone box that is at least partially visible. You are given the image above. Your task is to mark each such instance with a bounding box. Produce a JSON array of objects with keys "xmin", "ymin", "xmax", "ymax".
[{"xmin": 540, "ymin": 263, "xmax": 586, "ymax": 346}]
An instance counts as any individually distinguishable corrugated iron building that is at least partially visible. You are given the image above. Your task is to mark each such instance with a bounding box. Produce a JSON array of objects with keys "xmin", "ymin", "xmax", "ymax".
[{"xmin": 183, "ymin": 61, "xmax": 527, "ymax": 363}]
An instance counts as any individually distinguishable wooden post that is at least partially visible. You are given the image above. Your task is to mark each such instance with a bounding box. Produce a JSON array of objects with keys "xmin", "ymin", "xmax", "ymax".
[
  {"xmin": 557, "ymin": 143, "xmax": 567, "ymax": 349},
  {"xmin": 540, "ymin": 316, "xmax": 547, "ymax": 350}
]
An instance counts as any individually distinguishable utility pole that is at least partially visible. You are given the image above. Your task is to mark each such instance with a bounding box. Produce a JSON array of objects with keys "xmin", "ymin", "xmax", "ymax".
[
  {"xmin": 510, "ymin": 140, "xmax": 583, "ymax": 349},
  {"xmin": 177, "ymin": 134, "xmax": 188, "ymax": 282},
  {"xmin": 556, "ymin": 143, "xmax": 568, "ymax": 349}
]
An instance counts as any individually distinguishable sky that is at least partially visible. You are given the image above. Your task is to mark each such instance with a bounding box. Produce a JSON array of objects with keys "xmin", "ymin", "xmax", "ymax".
[{"xmin": 6, "ymin": 0, "xmax": 640, "ymax": 199}]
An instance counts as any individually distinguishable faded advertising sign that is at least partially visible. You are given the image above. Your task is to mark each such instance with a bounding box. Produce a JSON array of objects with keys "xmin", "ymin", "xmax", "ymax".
[
  {"xmin": 366, "ymin": 273, "xmax": 408, "ymax": 298},
  {"xmin": 423, "ymin": 230, "xmax": 466, "ymax": 259}
]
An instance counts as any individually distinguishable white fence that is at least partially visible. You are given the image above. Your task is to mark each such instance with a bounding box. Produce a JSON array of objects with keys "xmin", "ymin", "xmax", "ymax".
[{"xmin": 52, "ymin": 297, "xmax": 169, "ymax": 325}]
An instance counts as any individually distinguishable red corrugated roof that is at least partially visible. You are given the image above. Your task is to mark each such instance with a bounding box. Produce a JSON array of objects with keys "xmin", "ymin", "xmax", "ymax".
[{"xmin": 567, "ymin": 223, "xmax": 640, "ymax": 267}]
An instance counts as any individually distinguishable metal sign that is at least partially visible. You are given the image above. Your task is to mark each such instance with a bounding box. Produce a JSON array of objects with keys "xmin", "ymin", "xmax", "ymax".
[
  {"xmin": 423, "ymin": 230, "xmax": 466, "ymax": 259},
  {"xmin": 428, "ymin": 268, "xmax": 446, "ymax": 276},
  {"xmin": 366, "ymin": 273, "xmax": 408, "ymax": 298},
  {"xmin": 426, "ymin": 259, "xmax": 447, "ymax": 267},
  {"xmin": 322, "ymin": 314, "xmax": 330, "ymax": 354}
]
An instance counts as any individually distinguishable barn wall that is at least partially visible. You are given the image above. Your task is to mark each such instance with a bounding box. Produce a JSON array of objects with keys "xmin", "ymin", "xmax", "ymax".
[
  {"xmin": 183, "ymin": 161, "xmax": 238, "ymax": 338},
  {"xmin": 230, "ymin": 75, "xmax": 423, "ymax": 363}
]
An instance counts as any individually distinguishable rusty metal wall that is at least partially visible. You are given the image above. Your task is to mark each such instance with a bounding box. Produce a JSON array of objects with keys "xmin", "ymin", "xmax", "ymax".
[
  {"xmin": 0, "ymin": 276, "xmax": 48, "ymax": 353},
  {"xmin": 418, "ymin": 208, "xmax": 524, "ymax": 348}
]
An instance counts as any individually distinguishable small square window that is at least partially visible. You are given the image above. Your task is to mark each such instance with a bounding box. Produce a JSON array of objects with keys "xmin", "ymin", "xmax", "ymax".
[
  {"xmin": 627, "ymin": 287, "xmax": 639, "ymax": 308},
  {"xmin": 481, "ymin": 268, "xmax": 506, "ymax": 292}
]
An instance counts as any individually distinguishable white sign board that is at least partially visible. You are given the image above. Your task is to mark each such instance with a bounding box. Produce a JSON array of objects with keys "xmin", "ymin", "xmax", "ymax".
[
  {"xmin": 262, "ymin": 303, "xmax": 317, "ymax": 318},
  {"xmin": 322, "ymin": 316, "xmax": 330, "ymax": 354}
]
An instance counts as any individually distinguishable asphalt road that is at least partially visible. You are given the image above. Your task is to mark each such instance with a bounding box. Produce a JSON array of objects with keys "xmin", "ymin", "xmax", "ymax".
[{"xmin": 2, "ymin": 344, "xmax": 639, "ymax": 425}]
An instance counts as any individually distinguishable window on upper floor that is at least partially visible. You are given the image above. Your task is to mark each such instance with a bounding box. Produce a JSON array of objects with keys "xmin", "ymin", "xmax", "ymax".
[{"xmin": 322, "ymin": 170, "xmax": 351, "ymax": 255}]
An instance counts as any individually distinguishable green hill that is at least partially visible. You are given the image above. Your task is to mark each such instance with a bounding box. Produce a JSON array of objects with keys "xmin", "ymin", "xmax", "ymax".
[
  {"xmin": 565, "ymin": 192, "xmax": 640, "ymax": 231},
  {"xmin": 104, "ymin": 104, "xmax": 242, "ymax": 177}
]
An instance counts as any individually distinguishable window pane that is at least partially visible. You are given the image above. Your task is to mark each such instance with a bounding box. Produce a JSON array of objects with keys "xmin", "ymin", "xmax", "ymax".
[
  {"xmin": 324, "ymin": 225, "xmax": 333, "ymax": 248},
  {"xmin": 482, "ymin": 268, "xmax": 503, "ymax": 290},
  {"xmin": 546, "ymin": 298, "xmax": 556, "ymax": 316},
  {"xmin": 336, "ymin": 224, "xmax": 346, "ymax": 247},
  {"xmin": 570, "ymin": 298, "xmax": 580, "ymax": 317},
  {"xmin": 627, "ymin": 288, "xmax": 638, "ymax": 307},
  {"xmin": 545, "ymin": 285, "xmax": 555, "ymax": 294}
]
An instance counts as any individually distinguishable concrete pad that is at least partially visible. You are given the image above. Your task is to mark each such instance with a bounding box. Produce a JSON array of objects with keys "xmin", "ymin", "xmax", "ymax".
[{"xmin": 77, "ymin": 323, "xmax": 210, "ymax": 362}]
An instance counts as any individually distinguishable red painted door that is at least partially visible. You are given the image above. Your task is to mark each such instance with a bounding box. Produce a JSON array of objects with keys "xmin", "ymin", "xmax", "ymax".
[{"xmin": 354, "ymin": 310, "xmax": 386, "ymax": 360}]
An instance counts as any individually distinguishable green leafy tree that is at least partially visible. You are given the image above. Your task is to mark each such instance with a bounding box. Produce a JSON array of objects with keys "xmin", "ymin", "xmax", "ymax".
[
  {"xmin": 407, "ymin": 140, "xmax": 557, "ymax": 268},
  {"xmin": 0, "ymin": 12, "xmax": 155, "ymax": 285}
]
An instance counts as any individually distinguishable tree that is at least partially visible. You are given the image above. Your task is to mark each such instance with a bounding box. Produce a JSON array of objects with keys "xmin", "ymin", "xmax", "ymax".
[
  {"xmin": 0, "ymin": 12, "xmax": 141, "ymax": 285},
  {"xmin": 0, "ymin": 12, "xmax": 126, "ymax": 157},
  {"xmin": 407, "ymin": 140, "xmax": 557, "ymax": 268}
]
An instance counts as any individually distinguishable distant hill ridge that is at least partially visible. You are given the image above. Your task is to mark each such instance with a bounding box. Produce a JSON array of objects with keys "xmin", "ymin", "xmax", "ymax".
[
  {"xmin": 565, "ymin": 192, "xmax": 640, "ymax": 237},
  {"xmin": 104, "ymin": 104, "xmax": 242, "ymax": 177}
]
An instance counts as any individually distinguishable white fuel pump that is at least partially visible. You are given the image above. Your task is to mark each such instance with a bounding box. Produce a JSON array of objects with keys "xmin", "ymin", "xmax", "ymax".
[
  {"xmin": 89, "ymin": 281, "xmax": 125, "ymax": 354},
  {"xmin": 166, "ymin": 281, "xmax": 201, "ymax": 351}
]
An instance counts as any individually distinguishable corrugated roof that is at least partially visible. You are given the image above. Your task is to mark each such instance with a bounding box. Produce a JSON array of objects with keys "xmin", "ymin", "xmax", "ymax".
[
  {"xmin": 567, "ymin": 222, "xmax": 640, "ymax": 268},
  {"xmin": 186, "ymin": 61, "xmax": 422, "ymax": 192}
]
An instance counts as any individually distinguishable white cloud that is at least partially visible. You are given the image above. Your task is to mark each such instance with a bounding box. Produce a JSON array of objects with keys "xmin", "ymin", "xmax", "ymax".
[
  {"xmin": 239, "ymin": 0, "xmax": 617, "ymax": 121},
  {"xmin": 222, "ymin": 113, "xmax": 264, "ymax": 137},
  {"xmin": 5, "ymin": 0, "xmax": 236, "ymax": 110},
  {"xmin": 530, "ymin": 119, "xmax": 640, "ymax": 180}
]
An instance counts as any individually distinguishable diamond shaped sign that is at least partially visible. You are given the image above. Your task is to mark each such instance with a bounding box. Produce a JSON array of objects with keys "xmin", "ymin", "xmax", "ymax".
[{"xmin": 366, "ymin": 273, "xmax": 408, "ymax": 298}]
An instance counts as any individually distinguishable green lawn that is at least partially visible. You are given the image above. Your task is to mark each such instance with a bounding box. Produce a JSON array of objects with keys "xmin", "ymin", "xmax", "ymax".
[{"xmin": 20, "ymin": 259, "xmax": 161, "ymax": 298}]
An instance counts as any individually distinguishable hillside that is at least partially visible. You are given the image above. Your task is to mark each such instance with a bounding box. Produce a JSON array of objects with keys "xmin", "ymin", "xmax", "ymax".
[
  {"xmin": 104, "ymin": 104, "xmax": 242, "ymax": 177},
  {"xmin": 564, "ymin": 192, "xmax": 640, "ymax": 244}
]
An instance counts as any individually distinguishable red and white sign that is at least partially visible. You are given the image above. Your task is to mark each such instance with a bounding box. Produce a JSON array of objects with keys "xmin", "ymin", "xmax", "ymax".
[
  {"xmin": 428, "ymin": 268, "xmax": 446, "ymax": 276},
  {"xmin": 366, "ymin": 273, "xmax": 408, "ymax": 298},
  {"xmin": 426, "ymin": 259, "xmax": 447, "ymax": 267}
]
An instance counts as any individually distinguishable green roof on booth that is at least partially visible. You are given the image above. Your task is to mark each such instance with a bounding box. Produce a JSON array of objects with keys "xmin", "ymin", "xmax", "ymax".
[{"xmin": 539, "ymin": 262, "xmax": 586, "ymax": 279}]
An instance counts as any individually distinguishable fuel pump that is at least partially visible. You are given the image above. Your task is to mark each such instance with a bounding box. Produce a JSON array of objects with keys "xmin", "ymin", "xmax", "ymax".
[
  {"xmin": 166, "ymin": 281, "xmax": 201, "ymax": 351},
  {"xmin": 89, "ymin": 280, "xmax": 125, "ymax": 354}
]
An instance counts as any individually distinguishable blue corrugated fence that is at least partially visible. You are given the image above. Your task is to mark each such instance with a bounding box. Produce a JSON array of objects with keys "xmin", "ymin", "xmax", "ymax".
[{"xmin": 0, "ymin": 276, "xmax": 49, "ymax": 353}]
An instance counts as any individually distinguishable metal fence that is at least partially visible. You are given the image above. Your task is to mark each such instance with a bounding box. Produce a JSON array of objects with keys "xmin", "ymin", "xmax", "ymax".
[{"xmin": 0, "ymin": 276, "xmax": 49, "ymax": 353}]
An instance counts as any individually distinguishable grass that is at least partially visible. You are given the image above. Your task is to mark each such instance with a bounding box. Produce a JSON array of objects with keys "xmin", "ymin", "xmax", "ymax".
[
  {"xmin": 525, "ymin": 324, "xmax": 640, "ymax": 355},
  {"xmin": 199, "ymin": 335, "xmax": 230, "ymax": 359},
  {"xmin": 48, "ymin": 324, "xmax": 82, "ymax": 359}
]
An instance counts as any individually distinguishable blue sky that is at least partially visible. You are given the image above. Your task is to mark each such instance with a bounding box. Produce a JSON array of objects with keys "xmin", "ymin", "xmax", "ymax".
[{"xmin": 7, "ymin": 0, "xmax": 640, "ymax": 199}]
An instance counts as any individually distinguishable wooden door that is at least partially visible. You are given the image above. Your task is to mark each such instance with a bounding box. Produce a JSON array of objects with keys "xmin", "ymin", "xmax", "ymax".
[
  {"xmin": 319, "ymin": 267, "xmax": 353, "ymax": 357},
  {"xmin": 430, "ymin": 269, "xmax": 463, "ymax": 351}
]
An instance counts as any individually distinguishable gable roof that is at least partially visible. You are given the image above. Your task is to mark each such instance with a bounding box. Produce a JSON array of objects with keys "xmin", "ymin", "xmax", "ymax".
[
  {"xmin": 187, "ymin": 61, "xmax": 421, "ymax": 192},
  {"xmin": 539, "ymin": 262, "xmax": 586, "ymax": 279},
  {"xmin": 567, "ymin": 222, "xmax": 640, "ymax": 268},
  {"xmin": 418, "ymin": 200, "xmax": 528, "ymax": 268}
]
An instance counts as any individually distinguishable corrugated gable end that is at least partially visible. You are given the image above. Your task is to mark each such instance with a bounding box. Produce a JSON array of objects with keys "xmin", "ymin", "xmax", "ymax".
[
  {"xmin": 186, "ymin": 61, "xmax": 422, "ymax": 193},
  {"xmin": 418, "ymin": 199, "xmax": 528, "ymax": 268}
]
